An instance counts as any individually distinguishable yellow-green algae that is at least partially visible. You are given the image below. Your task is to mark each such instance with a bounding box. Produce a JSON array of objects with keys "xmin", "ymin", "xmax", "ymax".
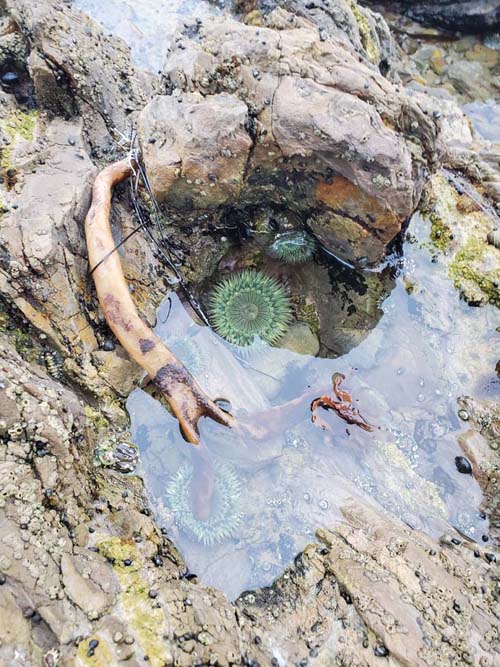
[
  {"xmin": 292, "ymin": 296, "xmax": 321, "ymax": 334},
  {"xmin": 423, "ymin": 177, "xmax": 455, "ymax": 252},
  {"xmin": 426, "ymin": 173, "xmax": 500, "ymax": 307},
  {"xmin": 76, "ymin": 633, "xmax": 114, "ymax": 667},
  {"xmin": 83, "ymin": 405, "xmax": 110, "ymax": 433},
  {"xmin": 0, "ymin": 110, "xmax": 37, "ymax": 171},
  {"xmin": 97, "ymin": 538, "xmax": 170, "ymax": 667},
  {"xmin": 449, "ymin": 236, "xmax": 500, "ymax": 307},
  {"xmin": 349, "ymin": 0, "xmax": 379, "ymax": 64}
]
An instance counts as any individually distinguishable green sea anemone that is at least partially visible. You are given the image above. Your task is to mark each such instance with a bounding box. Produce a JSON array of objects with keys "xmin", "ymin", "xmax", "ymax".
[
  {"xmin": 208, "ymin": 269, "xmax": 292, "ymax": 347},
  {"xmin": 269, "ymin": 231, "xmax": 316, "ymax": 264},
  {"xmin": 166, "ymin": 462, "xmax": 242, "ymax": 546}
]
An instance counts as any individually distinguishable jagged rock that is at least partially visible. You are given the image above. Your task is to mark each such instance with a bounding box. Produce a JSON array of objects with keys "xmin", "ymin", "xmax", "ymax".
[
  {"xmin": 235, "ymin": 0, "xmax": 396, "ymax": 72},
  {"xmin": 5, "ymin": 0, "xmax": 156, "ymax": 149},
  {"xmin": 138, "ymin": 9, "xmax": 439, "ymax": 266}
]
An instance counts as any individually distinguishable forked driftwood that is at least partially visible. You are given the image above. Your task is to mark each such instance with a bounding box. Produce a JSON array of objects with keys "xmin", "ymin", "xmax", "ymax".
[{"xmin": 85, "ymin": 159, "xmax": 233, "ymax": 444}]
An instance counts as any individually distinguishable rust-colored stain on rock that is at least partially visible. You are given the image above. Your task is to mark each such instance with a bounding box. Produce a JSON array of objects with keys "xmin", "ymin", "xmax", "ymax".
[{"xmin": 315, "ymin": 175, "xmax": 399, "ymax": 232}]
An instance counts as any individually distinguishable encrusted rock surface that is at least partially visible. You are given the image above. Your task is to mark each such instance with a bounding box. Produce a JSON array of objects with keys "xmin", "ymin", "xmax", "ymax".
[
  {"xmin": 138, "ymin": 8, "xmax": 440, "ymax": 266},
  {"xmin": 1, "ymin": 338, "xmax": 499, "ymax": 666},
  {"xmin": 0, "ymin": 0, "xmax": 499, "ymax": 664}
]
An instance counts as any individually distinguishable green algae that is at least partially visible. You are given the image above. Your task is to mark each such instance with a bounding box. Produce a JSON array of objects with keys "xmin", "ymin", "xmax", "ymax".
[
  {"xmin": 292, "ymin": 296, "xmax": 321, "ymax": 335},
  {"xmin": 449, "ymin": 236, "xmax": 500, "ymax": 307},
  {"xmin": 84, "ymin": 405, "xmax": 110, "ymax": 433},
  {"xmin": 349, "ymin": 0, "xmax": 379, "ymax": 64},
  {"xmin": 76, "ymin": 633, "xmax": 114, "ymax": 667},
  {"xmin": 0, "ymin": 304, "xmax": 39, "ymax": 363},
  {"xmin": 97, "ymin": 538, "xmax": 170, "ymax": 667},
  {"xmin": 0, "ymin": 110, "xmax": 37, "ymax": 172},
  {"xmin": 425, "ymin": 174, "xmax": 500, "ymax": 308},
  {"xmin": 429, "ymin": 211, "xmax": 454, "ymax": 252}
]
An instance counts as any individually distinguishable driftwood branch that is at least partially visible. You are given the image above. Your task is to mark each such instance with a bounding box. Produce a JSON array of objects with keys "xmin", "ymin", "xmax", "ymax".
[{"xmin": 85, "ymin": 159, "xmax": 234, "ymax": 444}]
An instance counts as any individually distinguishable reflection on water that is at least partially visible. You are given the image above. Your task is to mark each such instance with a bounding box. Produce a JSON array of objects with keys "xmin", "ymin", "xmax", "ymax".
[
  {"xmin": 463, "ymin": 100, "xmax": 500, "ymax": 142},
  {"xmin": 127, "ymin": 212, "xmax": 499, "ymax": 600},
  {"xmin": 73, "ymin": 0, "xmax": 219, "ymax": 71}
]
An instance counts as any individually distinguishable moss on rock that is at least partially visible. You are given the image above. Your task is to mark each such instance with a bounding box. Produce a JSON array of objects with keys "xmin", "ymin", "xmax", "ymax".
[
  {"xmin": 349, "ymin": 0, "xmax": 379, "ymax": 64},
  {"xmin": 449, "ymin": 236, "xmax": 500, "ymax": 307},
  {"xmin": 0, "ymin": 110, "xmax": 37, "ymax": 171},
  {"xmin": 97, "ymin": 539, "xmax": 171, "ymax": 667},
  {"xmin": 426, "ymin": 174, "xmax": 500, "ymax": 308}
]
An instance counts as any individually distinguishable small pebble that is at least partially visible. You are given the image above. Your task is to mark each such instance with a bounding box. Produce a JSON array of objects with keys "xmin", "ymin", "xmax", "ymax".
[
  {"xmin": 123, "ymin": 559, "xmax": 133, "ymax": 566},
  {"xmin": 89, "ymin": 639, "xmax": 99, "ymax": 650},
  {"xmin": 482, "ymin": 535, "xmax": 489, "ymax": 542},
  {"xmin": 124, "ymin": 635, "xmax": 134, "ymax": 645},
  {"xmin": 0, "ymin": 574, "xmax": 6, "ymax": 585},
  {"xmin": 485, "ymin": 553, "xmax": 496, "ymax": 564},
  {"xmin": 148, "ymin": 590, "xmax": 158, "ymax": 599},
  {"xmin": 101, "ymin": 339, "xmax": 115, "ymax": 351},
  {"xmin": 153, "ymin": 556, "xmax": 163, "ymax": 567},
  {"xmin": 455, "ymin": 456, "xmax": 472, "ymax": 475},
  {"xmin": 113, "ymin": 632, "xmax": 124, "ymax": 644}
]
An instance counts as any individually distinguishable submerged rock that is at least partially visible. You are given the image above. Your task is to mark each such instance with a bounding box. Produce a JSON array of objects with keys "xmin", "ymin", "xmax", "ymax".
[{"xmin": 138, "ymin": 8, "xmax": 439, "ymax": 266}]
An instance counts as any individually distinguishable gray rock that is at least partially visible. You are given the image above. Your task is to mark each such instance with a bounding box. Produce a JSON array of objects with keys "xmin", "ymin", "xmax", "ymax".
[{"xmin": 138, "ymin": 9, "xmax": 438, "ymax": 266}]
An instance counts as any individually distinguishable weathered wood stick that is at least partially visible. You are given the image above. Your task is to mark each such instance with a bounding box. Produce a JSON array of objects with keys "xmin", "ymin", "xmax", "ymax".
[{"xmin": 85, "ymin": 158, "xmax": 234, "ymax": 444}]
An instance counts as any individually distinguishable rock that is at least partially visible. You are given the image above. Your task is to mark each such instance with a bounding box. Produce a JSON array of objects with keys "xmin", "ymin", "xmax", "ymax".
[
  {"xmin": 457, "ymin": 396, "xmax": 500, "ymax": 541},
  {"xmin": 138, "ymin": 9, "xmax": 438, "ymax": 266},
  {"xmin": 278, "ymin": 321, "xmax": 320, "ymax": 356},
  {"xmin": 5, "ymin": 0, "xmax": 156, "ymax": 149},
  {"xmin": 419, "ymin": 173, "xmax": 500, "ymax": 307},
  {"xmin": 240, "ymin": 0, "xmax": 397, "ymax": 72},
  {"xmin": 402, "ymin": 1, "xmax": 500, "ymax": 34},
  {"xmin": 60, "ymin": 552, "xmax": 118, "ymax": 618}
]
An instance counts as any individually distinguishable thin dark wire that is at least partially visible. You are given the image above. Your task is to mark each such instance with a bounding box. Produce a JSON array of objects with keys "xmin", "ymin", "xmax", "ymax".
[
  {"xmin": 89, "ymin": 219, "xmax": 149, "ymax": 276},
  {"xmin": 129, "ymin": 159, "xmax": 210, "ymax": 325}
]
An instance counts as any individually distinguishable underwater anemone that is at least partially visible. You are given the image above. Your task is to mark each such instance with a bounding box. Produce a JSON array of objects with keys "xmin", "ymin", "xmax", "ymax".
[
  {"xmin": 269, "ymin": 230, "xmax": 317, "ymax": 264},
  {"xmin": 166, "ymin": 462, "xmax": 242, "ymax": 546},
  {"xmin": 209, "ymin": 269, "xmax": 292, "ymax": 348}
]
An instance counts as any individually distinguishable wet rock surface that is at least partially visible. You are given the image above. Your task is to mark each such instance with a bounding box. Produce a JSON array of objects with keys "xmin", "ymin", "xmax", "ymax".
[
  {"xmin": 138, "ymin": 8, "xmax": 440, "ymax": 267},
  {"xmin": 374, "ymin": 1, "xmax": 500, "ymax": 33},
  {"xmin": 0, "ymin": 0, "xmax": 498, "ymax": 664}
]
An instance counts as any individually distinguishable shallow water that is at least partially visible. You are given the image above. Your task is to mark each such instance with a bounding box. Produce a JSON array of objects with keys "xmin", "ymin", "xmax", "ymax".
[
  {"xmin": 463, "ymin": 100, "xmax": 500, "ymax": 142},
  {"xmin": 127, "ymin": 211, "xmax": 499, "ymax": 599},
  {"xmin": 75, "ymin": 0, "xmax": 500, "ymax": 600}
]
